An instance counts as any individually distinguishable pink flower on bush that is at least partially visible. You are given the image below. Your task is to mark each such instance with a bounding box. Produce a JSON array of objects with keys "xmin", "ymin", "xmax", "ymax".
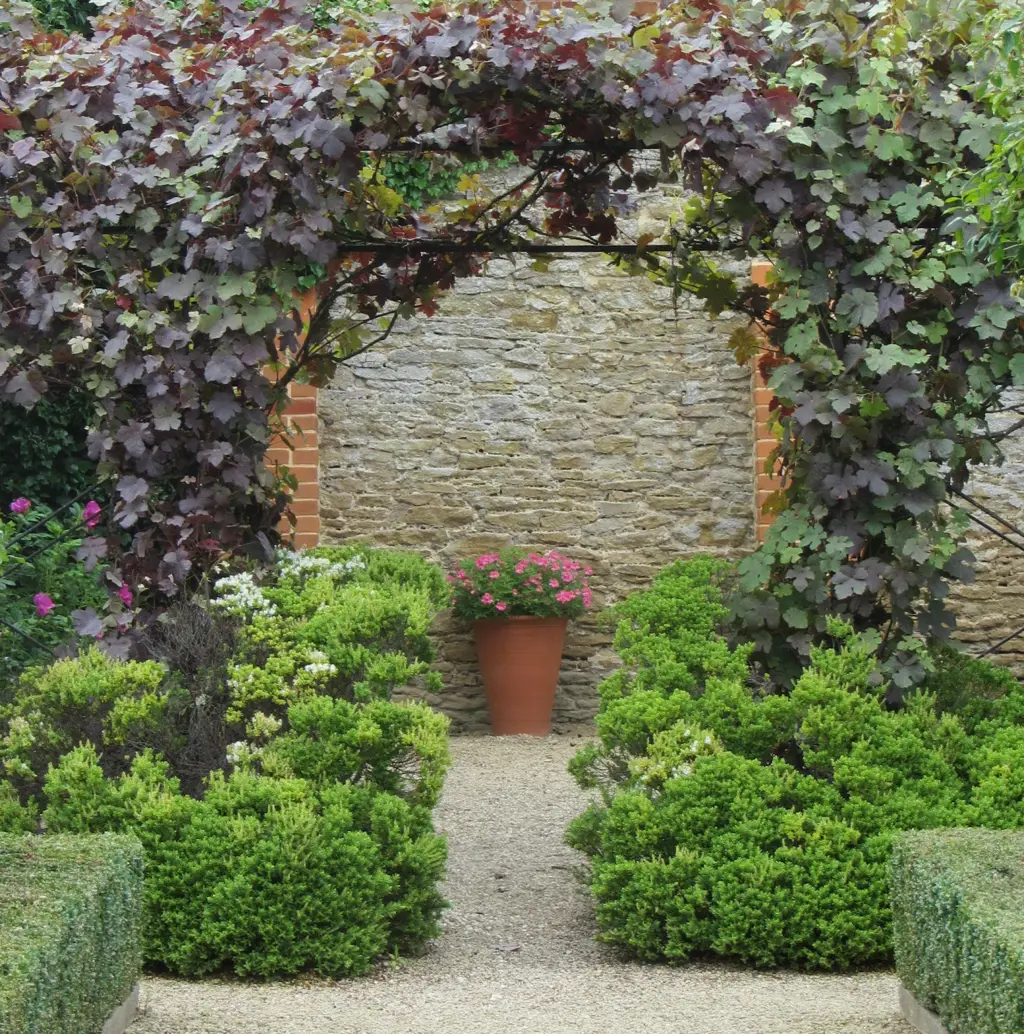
[
  {"xmin": 118, "ymin": 585, "xmax": 133, "ymax": 607},
  {"xmin": 9, "ymin": 497, "xmax": 30, "ymax": 514},
  {"xmin": 481, "ymin": 593, "xmax": 494, "ymax": 605},
  {"xmin": 495, "ymin": 601, "xmax": 507, "ymax": 612},
  {"xmin": 489, "ymin": 570, "xmax": 500, "ymax": 579},
  {"xmin": 549, "ymin": 579, "xmax": 559, "ymax": 588},
  {"xmin": 82, "ymin": 500, "xmax": 102, "ymax": 528},
  {"xmin": 33, "ymin": 593, "xmax": 55, "ymax": 617},
  {"xmin": 555, "ymin": 590, "xmax": 578, "ymax": 604}
]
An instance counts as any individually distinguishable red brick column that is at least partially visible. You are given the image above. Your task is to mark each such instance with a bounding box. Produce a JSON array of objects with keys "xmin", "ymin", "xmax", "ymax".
[
  {"xmin": 266, "ymin": 381, "xmax": 320, "ymax": 548},
  {"xmin": 265, "ymin": 279, "xmax": 322, "ymax": 549}
]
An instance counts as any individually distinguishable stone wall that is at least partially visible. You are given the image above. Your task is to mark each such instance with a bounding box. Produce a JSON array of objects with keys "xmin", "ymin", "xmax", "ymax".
[
  {"xmin": 319, "ymin": 242, "xmax": 758, "ymax": 730},
  {"xmin": 949, "ymin": 393, "xmax": 1024, "ymax": 675},
  {"xmin": 316, "ymin": 215, "xmax": 1024, "ymax": 727}
]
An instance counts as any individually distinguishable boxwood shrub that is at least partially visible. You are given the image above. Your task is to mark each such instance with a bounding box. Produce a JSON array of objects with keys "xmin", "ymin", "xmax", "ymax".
[
  {"xmin": 0, "ymin": 546, "xmax": 452, "ymax": 979},
  {"xmin": 0, "ymin": 833, "xmax": 143, "ymax": 1034},
  {"xmin": 891, "ymin": 829, "xmax": 1024, "ymax": 1034},
  {"xmin": 567, "ymin": 557, "xmax": 1024, "ymax": 970}
]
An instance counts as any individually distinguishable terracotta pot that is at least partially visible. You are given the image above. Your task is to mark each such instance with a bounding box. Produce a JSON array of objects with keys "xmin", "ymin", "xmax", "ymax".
[{"xmin": 473, "ymin": 615, "xmax": 568, "ymax": 735}]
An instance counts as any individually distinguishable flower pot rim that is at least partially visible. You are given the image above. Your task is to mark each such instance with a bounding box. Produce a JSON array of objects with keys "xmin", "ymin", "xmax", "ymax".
[{"xmin": 473, "ymin": 614, "xmax": 570, "ymax": 624}]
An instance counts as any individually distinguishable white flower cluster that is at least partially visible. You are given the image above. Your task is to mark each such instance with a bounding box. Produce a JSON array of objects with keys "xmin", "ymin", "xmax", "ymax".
[
  {"xmin": 5, "ymin": 716, "xmax": 33, "ymax": 744},
  {"xmin": 210, "ymin": 572, "xmax": 277, "ymax": 618},
  {"xmin": 275, "ymin": 550, "xmax": 367, "ymax": 584},
  {"xmin": 303, "ymin": 648, "xmax": 338, "ymax": 676},
  {"xmin": 246, "ymin": 710, "xmax": 283, "ymax": 741},
  {"xmin": 226, "ymin": 740, "xmax": 263, "ymax": 767},
  {"xmin": 630, "ymin": 726, "xmax": 720, "ymax": 787}
]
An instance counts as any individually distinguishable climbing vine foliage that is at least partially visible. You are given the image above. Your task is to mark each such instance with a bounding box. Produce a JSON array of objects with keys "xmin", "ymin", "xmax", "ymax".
[{"xmin": 0, "ymin": 0, "xmax": 1022, "ymax": 684}]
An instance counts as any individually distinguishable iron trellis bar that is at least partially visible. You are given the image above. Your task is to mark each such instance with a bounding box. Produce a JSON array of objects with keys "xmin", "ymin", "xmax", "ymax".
[
  {"xmin": 328, "ymin": 241, "xmax": 721, "ymax": 255},
  {"xmin": 953, "ymin": 489, "xmax": 1024, "ymax": 540},
  {"xmin": 0, "ymin": 612, "xmax": 54, "ymax": 656},
  {"xmin": 978, "ymin": 622, "xmax": 1024, "ymax": 658},
  {"xmin": 371, "ymin": 141, "xmax": 662, "ymax": 155},
  {"xmin": 4, "ymin": 486, "xmax": 95, "ymax": 551},
  {"xmin": 949, "ymin": 503, "xmax": 1024, "ymax": 558},
  {"xmin": 946, "ymin": 491, "xmax": 1024, "ymax": 657},
  {"xmin": 20, "ymin": 523, "xmax": 89, "ymax": 564}
]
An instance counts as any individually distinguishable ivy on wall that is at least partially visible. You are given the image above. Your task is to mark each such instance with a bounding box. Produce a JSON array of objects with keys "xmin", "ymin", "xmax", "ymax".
[{"xmin": 0, "ymin": 0, "xmax": 1022, "ymax": 687}]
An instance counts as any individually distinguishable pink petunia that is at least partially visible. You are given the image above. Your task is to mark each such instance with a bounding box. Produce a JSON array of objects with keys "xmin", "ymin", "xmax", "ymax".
[
  {"xmin": 495, "ymin": 601, "xmax": 507, "ymax": 612},
  {"xmin": 481, "ymin": 593, "xmax": 494, "ymax": 605},
  {"xmin": 582, "ymin": 590, "xmax": 593, "ymax": 608},
  {"xmin": 33, "ymin": 593, "xmax": 55, "ymax": 617},
  {"xmin": 82, "ymin": 500, "xmax": 101, "ymax": 528},
  {"xmin": 9, "ymin": 498, "xmax": 30, "ymax": 515},
  {"xmin": 584, "ymin": 566, "xmax": 593, "ymax": 576},
  {"xmin": 117, "ymin": 585, "xmax": 133, "ymax": 607},
  {"xmin": 556, "ymin": 590, "xmax": 578, "ymax": 604},
  {"xmin": 456, "ymin": 570, "xmax": 467, "ymax": 579},
  {"xmin": 549, "ymin": 579, "xmax": 560, "ymax": 588},
  {"xmin": 489, "ymin": 570, "xmax": 500, "ymax": 579}
]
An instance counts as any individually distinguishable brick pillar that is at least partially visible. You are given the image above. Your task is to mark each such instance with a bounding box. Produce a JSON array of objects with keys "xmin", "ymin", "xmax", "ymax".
[
  {"xmin": 750, "ymin": 259, "xmax": 779, "ymax": 540},
  {"xmin": 266, "ymin": 381, "xmax": 320, "ymax": 548},
  {"xmin": 265, "ymin": 280, "xmax": 321, "ymax": 548}
]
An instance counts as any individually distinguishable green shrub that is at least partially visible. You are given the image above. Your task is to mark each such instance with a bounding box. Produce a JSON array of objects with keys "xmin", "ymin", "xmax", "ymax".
[
  {"xmin": 0, "ymin": 391, "xmax": 97, "ymax": 511},
  {"xmin": 214, "ymin": 546, "xmax": 447, "ymax": 724},
  {"xmin": 0, "ymin": 649, "xmax": 175, "ymax": 799},
  {"xmin": 0, "ymin": 545, "xmax": 452, "ymax": 978},
  {"xmin": 568, "ymin": 558, "xmax": 1024, "ymax": 970},
  {"xmin": 40, "ymin": 746, "xmax": 446, "ymax": 978},
  {"xmin": 891, "ymin": 829, "xmax": 1024, "ymax": 1034},
  {"xmin": 0, "ymin": 833, "xmax": 143, "ymax": 1034},
  {"xmin": 0, "ymin": 498, "xmax": 108, "ymax": 689}
]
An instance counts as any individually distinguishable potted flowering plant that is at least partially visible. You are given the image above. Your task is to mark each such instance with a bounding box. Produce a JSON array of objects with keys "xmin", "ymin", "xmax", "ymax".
[{"xmin": 448, "ymin": 549, "xmax": 593, "ymax": 735}]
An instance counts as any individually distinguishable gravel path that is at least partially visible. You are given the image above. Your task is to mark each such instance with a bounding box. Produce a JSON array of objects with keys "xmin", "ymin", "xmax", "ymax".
[{"xmin": 132, "ymin": 734, "xmax": 912, "ymax": 1034}]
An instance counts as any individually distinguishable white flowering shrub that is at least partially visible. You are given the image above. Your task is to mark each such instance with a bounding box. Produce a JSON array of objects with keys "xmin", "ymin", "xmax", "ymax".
[
  {"xmin": 628, "ymin": 725, "xmax": 722, "ymax": 789},
  {"xmin": 214, "ymin": 546, "xmax": 447, "ymax": 732},
  {"xmin": 1, "ymin": 545, "xmax": 453, "ymax": 979}
]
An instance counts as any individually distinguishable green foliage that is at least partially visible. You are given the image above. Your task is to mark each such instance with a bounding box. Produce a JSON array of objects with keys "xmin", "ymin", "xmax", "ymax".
[
  {"xmin": 215, "ymin": 546, "xmax": 447, "ymax": 722},
  {"xmin": 380, "ymin": 154, "xmax": 515, "ymax": 211},
  {"xmin": 0, "ymin": 648, "xmax": 174, "ymax": 797},
  {"xmin": 26, "ymin": 0, "xmax": 96, "ymax": 33},
  {"xmin": 0, "ymin": 833, "xmax": 143, "ymax": 1034},
  {"xmin": 891, "ymin": 829, "xmax": 1024, "ymax": 1034},
  {"xmin": 0, "ymin": 545, "xmax": 451, "ymax": 978},
  {"xmin": 568, "ymin": 558, "xmax": 1024, "ymax": 970},
  {"xmin": 41, "ymin": 746, "xmax": 447, "ymax": 978},
  {"xmin": 0, "ymin": 500, "xmax": 109, "ymax": 688},
  {"xmin": 0, "ymin": 391, "xmax": 97, "ymax": 509},
  {"xmin": 964, "ymin": 2, "xmax": 1024, "ymax": 275},
  {"xmin": 4, "ymin": 0, "xmax": 1022, "ymax": 681}
]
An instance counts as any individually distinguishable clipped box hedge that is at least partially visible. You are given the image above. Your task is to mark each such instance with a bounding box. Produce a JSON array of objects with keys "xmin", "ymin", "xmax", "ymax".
[
  {"xmin": 0, "ymin": 834, "xmax": 143, "ymax": 1034},
  {"xmin": 891, "ymin": 829, "xmax": 1024, "ymax": 1034}
]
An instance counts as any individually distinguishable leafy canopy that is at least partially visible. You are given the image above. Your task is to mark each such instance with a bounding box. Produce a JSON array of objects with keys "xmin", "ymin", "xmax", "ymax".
[{"xmin": 0, "ymin": 0, "xmax": 1022, "ymax": 685}]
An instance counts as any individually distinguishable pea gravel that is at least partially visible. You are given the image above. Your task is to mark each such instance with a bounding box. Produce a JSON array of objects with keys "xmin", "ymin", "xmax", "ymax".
[{"xmin": 132, "ymin": 733, "xmax": 913, "ymax": 1034}]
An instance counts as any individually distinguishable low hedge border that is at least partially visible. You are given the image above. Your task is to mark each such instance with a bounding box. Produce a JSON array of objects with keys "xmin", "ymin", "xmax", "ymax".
[
  {"xmin": 0, "ymin": 833, "xmax": 144, "ymax": 1034},
  {"xmin": 891, "ymin": 829, "xmax": 1024, "ymax": 1034}
]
